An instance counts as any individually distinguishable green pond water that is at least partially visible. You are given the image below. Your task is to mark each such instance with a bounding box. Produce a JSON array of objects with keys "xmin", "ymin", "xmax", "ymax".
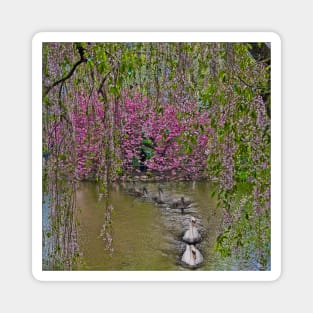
[{"xmin": 72, "ymin": 181, "xmax": 258, "ymax": 271}]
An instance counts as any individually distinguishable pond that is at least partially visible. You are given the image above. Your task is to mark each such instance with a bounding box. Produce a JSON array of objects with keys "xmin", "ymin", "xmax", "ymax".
[{"xmin": 72, "ymin": 181, "xmax": 260, "ymax": 271}]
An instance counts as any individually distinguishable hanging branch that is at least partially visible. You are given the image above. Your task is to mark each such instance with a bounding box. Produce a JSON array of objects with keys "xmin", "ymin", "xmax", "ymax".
[
  {"xmin": 236, "ymin": 74, "xmax": 269, "ymax": 93},
  {"xmin": 43, "ymin": 44, "xmax": 88, "ymax": 97},
  {"xmin": 96, "ymin": 46, "xmax": 123, "ymax": 99},
  {"xmin": 44, "ymin": 59, "xmax": 87, "ymax": 97},
  {"xmin": 98, "ymin": 71, "xmax": 112, "ymax": 98}
]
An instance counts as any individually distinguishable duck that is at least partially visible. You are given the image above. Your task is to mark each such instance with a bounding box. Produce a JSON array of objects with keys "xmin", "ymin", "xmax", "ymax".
[
  {"xmin": 127, "ymin": 181, "xmax": 148, "ymax": 198},
  {"xmin": 181, "ymin": 244, "xmax": 203, "ymax": 267},
  {"xmin": 182, "ymin": 216, "xmax": 201, "ymax": 244},
  {"xmin": 134, "ymin": 186, "xmax": 148, "ymax": 198}
]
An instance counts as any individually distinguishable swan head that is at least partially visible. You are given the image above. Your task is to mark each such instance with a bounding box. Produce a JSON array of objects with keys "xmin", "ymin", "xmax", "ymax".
[{"xmin": 191, "ymin": 216, "xmax": 196, "ymax": 225}]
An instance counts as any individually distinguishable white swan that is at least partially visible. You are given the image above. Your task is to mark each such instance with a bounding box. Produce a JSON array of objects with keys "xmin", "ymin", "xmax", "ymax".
[
  {"xmin": 181, "ymin": 244, "xmax": 203, "ymax": 266},
  {"xmin": 182, "ymin": 216, "xmax": 201, "ymax": 244}
]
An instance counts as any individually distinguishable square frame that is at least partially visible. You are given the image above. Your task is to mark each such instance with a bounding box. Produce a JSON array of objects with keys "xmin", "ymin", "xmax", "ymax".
[{"xmin": 32, "ymin": 32, "xmax": 281, "ymax": 281}]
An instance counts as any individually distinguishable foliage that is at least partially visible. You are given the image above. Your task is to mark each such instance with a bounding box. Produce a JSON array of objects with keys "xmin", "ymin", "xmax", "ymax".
[
  {"xmin": 120, "ymin": 95, "xmax": 210, "ymax": 179},
  {"xmin": 42, "ymin": 42, "xmax": 271, "ymax": 269}
]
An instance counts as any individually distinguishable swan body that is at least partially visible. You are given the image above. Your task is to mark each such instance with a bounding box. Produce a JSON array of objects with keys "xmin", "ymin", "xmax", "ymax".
[
  {"xmin": 182, "ymin": 216, "xmax": 201, "ymax": 244},
  {"xmin": 181, "ymin": 244, "xmax": 203, "ymax": 266},
  {"xmin": 152, "ymin": 187, "xmax": 165, "ymax": 204}
]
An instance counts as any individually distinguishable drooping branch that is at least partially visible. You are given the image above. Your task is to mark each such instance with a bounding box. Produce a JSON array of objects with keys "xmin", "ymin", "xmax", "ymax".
[
  {"xmin": 236, "ymin": 74, "xmax": 269, "ymax": 92},
  {"xmin": 98, "ymin": 71, "xmax": 112, "ymax": 97},
  {"xmin": 43, "ymin": 44, "xmax": 89, "ymax": 97},
  {"xmin": 96, "ymin": 48, "xmax": 122, "ymax": 99},
  {"xmin": 43, "ymin": 58, "xmax": 87, "ymax": 97}
]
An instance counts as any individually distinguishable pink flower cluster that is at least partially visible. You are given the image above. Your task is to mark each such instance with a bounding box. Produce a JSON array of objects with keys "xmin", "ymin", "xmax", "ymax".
[
  {"xmin": 71, "ymin": 92, "xmax": 105, "ymax": 180},
  {"xmin": 54, "ymin": 92, "xmax": 212, "ymax": 181},
  {"xmin": 121, "ymin": 96, "xmax": 211, "ymax": 179}
]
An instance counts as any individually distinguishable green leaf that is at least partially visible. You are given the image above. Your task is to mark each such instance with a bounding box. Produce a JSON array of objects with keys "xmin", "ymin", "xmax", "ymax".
[
  {"xmin": 109, "ymin": 86, "xmax": 119, "ymax": 96},
  {"xmin": 116, "ymin": 166, "xmax": 123, "ymax": 175},
  {"xmin": 59, "ymin": 153, "xmax": 67, "ymax": 161}
]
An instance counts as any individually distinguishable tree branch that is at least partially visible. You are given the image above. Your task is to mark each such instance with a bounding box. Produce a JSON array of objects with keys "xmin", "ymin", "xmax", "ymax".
[
  {"xmin": 98, "ymin": 71, "xmax": 111, "ymax": 97},
  {"xmin": 43, "ymin": 58, "xmax": 87, "ymax": 97},
  {"xmin": 236, "ymin": 75, "xmax": 269, "ymax": 92}
]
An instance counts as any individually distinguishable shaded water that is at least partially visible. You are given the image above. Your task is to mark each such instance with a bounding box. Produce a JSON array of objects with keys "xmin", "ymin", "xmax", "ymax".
[{"xmin": 74, "ymin": 181, "xmax": 259, "ymax": 271}]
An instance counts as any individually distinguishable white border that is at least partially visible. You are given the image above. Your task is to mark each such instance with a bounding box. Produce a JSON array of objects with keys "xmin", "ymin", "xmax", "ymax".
[{"xmin": 32, "ymin": 32, "xmax": 281, "ymax": 281}]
